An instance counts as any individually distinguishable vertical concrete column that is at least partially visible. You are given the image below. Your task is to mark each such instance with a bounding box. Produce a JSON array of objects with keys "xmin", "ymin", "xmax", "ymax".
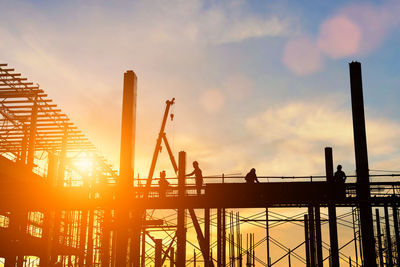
[
  {"xmin": 217, "ymin": 208, "xmax": 222, "ymax": 266},
  {"xmin": 49, "ymin": 125, "xmax": 68, "ymax": 265},
  {"xmin": 40, "ymin": 152, "xmax": 57, "ymax": 267},
  {"xmin": 120, "ymin": 70, "xmax": 137, "ymax": 191},
  {"xmin": 130, "ymin": 211, "xmax": 142, "ymax": 267},
  {"xmin": 384, "ymin": 205, "xmax": 393, "ymax": 267},
  {"xmin": 204, "ymin": 208, "xmax": 210, "ymax": 265},
  {"xmin": 86, "ymin": 209, "xmax": 94, "ymax": 267},
  {"xmin": 177, "ymin": 151, "xmax": 187, "ymax": 266},
  {"xmin": 376, "ymin": 209, "xmax": 384, "ymax": 267},
  {"xmin": 304, "ymin": 215, "xmax": 310, "ymax": 267},
  {"xmin": 349, "ymin": 61, "xmax": 376, "ymax": 266},
  {"xmin": 325, "ymin": 147, "xmax": 339, "ymax": 267},
  {"xmin": 222, "ymin": 208, "xmax": 226, "ymax": 267},
  {"xmin": 140, "ymin": 231, "xmax": 146, "ymax": 267},
  {"xmin": 392, "ymin": 204, "xmax": 400, "ymax": 265},
  {"xmin": 308, "ymin": 206, "xmax": 316, "ymax": 267},
  {"xmin": 78, "ymin": 210, "xmax": 88, "ymax": 267},
  {"xmin": 155, "ymin": 239, "xmax": 162, "ymax": 267},
  {"xmin": 15, "ymin": 100, "xmax": 39, "ymax": 267},
  {"xmin": 27, "ymin": 100, "xmax": 37, "ymax": 170},
  {"xmin": 170, "ymin": 247, "xmax": 175, "ymax": 267},
  {"xmin": 266, "ymin": 208, "xmax": 270, "ymax": 267},
  {"xmin": 315, "ymin": 206, "xmax": 323, "ymax": 267},
  {"xmin": 101, "ymin": 209, "xmax": 111, "ymax": 267},
  {"xmin": 116, "ymin": 70, "xmax": 137, "ymax": 266},
  {"xmin": 20, "ymin": 125, "xmax": 28, "ymax": 164}
]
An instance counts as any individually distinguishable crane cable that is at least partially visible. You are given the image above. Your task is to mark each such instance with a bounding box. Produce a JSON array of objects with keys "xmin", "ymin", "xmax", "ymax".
[{"xmin": 171, "ymin": 101, "xmax": 176, "ymax": 159}]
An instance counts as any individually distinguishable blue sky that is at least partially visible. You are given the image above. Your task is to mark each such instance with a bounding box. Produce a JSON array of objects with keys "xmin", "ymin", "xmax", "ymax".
[{"xmin": 1, "ymin": 0, "xmax": 400, "ymax": 178}]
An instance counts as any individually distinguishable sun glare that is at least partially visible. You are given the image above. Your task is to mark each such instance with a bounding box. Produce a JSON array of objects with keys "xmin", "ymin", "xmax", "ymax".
[{"xmin": 73, "ymin": 158, "xmax": 93, "ymax": 172}]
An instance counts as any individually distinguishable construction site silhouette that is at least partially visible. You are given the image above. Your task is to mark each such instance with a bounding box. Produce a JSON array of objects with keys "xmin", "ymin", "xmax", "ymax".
[{"xmin": 0, "ymin": 61, "xmax": 399, "ymax": 266}]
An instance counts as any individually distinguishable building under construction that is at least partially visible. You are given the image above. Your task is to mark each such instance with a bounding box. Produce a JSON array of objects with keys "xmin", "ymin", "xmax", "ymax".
[{"xmin": 0, "ymin": 62, "xmax": 399, "ymax": 266}]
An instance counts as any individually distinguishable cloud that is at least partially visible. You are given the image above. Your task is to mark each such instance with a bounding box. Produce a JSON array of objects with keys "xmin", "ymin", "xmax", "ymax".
[
  {"xmin": 317, "ymin": 16, "xmax": 361, "ymax": 59},
  {"xmin": 245, "ymin": 99, "xmax": 400, "ymax": 175},
  {"xmin": 112, "ymin": 0, "xmax": 292, "ymax": 46},
  {"xmin": 145, "ymin": 96, "xmax": 400, "ymax": 180},
  {"xmin": 0, "ymin": 0, "xmax": 294, "ymax": 169},
  {"xmin": 282, "ymin": 38, "xmax": 323, "ymax": 76},
  {"xmin": 200, "ymin": 89, "xmax": 225, "ymax": 113},
  {"xmin": 211, "ymin": 15, "xmax": 291, "ymax": 44}
]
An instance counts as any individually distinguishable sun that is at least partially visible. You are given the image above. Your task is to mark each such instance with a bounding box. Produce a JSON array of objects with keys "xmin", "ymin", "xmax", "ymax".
[{"xmin": 73, "ymin": 157, "xmax": 93, "ymax": 172}]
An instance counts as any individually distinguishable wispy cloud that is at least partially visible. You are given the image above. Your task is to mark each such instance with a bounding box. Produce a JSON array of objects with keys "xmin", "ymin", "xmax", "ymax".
[
  {"xmin": 245, "ymin": 98, "xmax": 400, "ymax": 175},
  {"xmin": 0, "ymin": 0, "xmax": 294, "ymax": 168},
  {"xmin": 1, "ymin": 0, "xmax": 399, "ymax": 179}
]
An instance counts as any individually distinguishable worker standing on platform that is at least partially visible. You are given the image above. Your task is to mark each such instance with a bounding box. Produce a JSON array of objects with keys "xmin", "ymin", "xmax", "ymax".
[
  {"xmin": 334, "ymin": 165, "xmax": 346, "ymax": 183},
  {"xmin": 186, "ymin": 161, "xmax": 203, "ymax": 195},
  {"xmin": 158, "ymin": 170, "xmax": 169, "ymax": 198},
  {"xmin": 245, "ymin": 168, "xmax": 260, "ymax": 184}
]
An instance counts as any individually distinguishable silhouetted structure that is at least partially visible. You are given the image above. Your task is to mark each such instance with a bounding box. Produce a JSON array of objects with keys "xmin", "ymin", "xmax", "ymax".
[{"xmin": 0, "ymin": 62, "xmax": 399, "ymax": 266}]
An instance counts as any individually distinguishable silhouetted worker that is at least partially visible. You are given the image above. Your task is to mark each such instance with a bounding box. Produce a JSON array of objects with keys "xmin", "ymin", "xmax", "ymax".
[
  {"xmin": 158, "ymin": 170, "xmax": 169, "ymax": 198},
  {"xmin": 245, "ymin": 168, "xmax": 260, "ymax": 184},
  {"xmin": 187, "ymin": 161, "xmax": 203, "ymax": 195},
  {"xmin": 334, "ymin": 165, "xmax": 346, "ymax": 183}
]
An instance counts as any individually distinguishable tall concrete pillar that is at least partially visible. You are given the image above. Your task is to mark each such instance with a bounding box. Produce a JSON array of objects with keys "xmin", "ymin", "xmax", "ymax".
[
  {"xmin": 325, "ymin": 147, "xmax": 339, "ymax": 267},
  {"xmin": 392, "ymin": 204, "xmax": 400, "ymax": 265},
  {"xmin": 116, "ymin": 70, "xmax": 137, "ymax": 266},
  {"xmin": 308, "ymin": 206, "xmax": 316, "ymax": 267},
  {"xmin": 217, "ymin": 208, "xmax": 222, "ymax": 266},
  {"xmin": 304, "ymin": 215, "xmax": 310, "ymax": 267},
  {"xmin": 177, "ymin": 151, "xmax": 187, "ymax": 266},
  {"xmin": 315, "ymin": 206, "xmax": 323, "ymax": 267},
  {"xmin": 155, "ymin": 239, "xmax": 162, "ymax": 267},
  {"xmin": 376, "ymin": 209, "xmax": 384, "ymax": 267},
  {"xmin": 27, "ymin": 100, "xmax": 37, "ymax": 170},
  {"xmin": 205, "ymin": 208, "xmax": 210, "ymax": 265},
  {"xmin": 384, "ymin": 205, "xmax": 393, "ymax": 267},
  {"xmin": 349, "ymin": 62, "xmax": 376, "ymax": 266}
]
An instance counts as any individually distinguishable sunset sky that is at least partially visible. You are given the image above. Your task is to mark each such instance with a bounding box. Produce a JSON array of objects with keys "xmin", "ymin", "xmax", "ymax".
[
  {"xmin": 2, "ymin": 0, "xmax": 400, "ymax": 265},
  {"xmin": 1, "ymin": 0, "xmax": 400, "ymax": 179}
]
